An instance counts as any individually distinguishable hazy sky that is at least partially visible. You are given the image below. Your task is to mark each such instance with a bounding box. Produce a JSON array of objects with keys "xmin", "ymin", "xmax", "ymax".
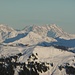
[{"xmin": 0, "ymin": 0, "xmax": 75, "ymax": 33}]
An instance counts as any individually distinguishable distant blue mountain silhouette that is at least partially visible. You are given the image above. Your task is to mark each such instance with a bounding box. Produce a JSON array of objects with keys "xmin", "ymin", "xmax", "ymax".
[
  {"xmin": 38, "ymin": 37, "xmax": 75, "ymax": 48},
  {"xmin": 4, "ymin": 33, "xmax": 28, "ymax": 43}
]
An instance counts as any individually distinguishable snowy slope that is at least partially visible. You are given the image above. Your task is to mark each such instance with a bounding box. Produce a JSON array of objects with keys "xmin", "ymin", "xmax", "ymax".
[
  {"xmin": 33, "ymin": 46, "xmax": 75, "ymax": 75},
  {"xmin": 0, "ymin": 45, "xmax": 75, "ymax": 75},
  {"xmin": 10, "ymin": 31, "xmax": 56, "ymax": 45}
]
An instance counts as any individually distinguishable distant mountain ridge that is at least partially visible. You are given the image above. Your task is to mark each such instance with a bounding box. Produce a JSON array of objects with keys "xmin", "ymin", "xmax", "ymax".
[
  {"xmin": 0, "ymin": 24, "xmax": 75, "ymax": 45},
  {"xmin": 23, "ymin": 24, "xmax": 75, "ymax": 38}
]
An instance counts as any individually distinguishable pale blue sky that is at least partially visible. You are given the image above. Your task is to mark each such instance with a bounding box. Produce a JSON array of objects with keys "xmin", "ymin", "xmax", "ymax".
[{"xmin": 0, "ymin": 0, "xmax": 75, "ymax": 33}]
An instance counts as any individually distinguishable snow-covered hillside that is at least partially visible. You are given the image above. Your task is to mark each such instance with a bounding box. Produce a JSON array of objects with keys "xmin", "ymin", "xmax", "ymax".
[
  {"xmin": 0, "ymin": 45, "xmax": 75, "ymax": 75},
  {"xmin": 0, "ymin": 24, "xmax": 75, "ymax": 75}
]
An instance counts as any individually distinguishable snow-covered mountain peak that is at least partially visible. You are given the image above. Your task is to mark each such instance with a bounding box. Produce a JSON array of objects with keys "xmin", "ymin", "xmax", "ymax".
[
  {"xmin": 0, "ymin": 24, "xmax": 17, "ymax": 43},
  {"xmin": 0, "ymin": 24, "xmax": 15, "ymax": 32},
  {"xmin": 49, "ymin": 24, "xmax": 61, "ymax": 30},
  {"xmin": 23, "ymin": 24, "xmax": 74, "ymax": 39},
  {"xmin": 49, "ymin": 24, "xmax": 57, "ymax": 27},
  {"xmin": 23, "ymin": 24, "xmax": 58, "ymax": 31}
]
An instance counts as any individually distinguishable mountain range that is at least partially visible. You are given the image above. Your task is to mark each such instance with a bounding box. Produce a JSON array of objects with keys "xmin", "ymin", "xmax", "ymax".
[
  {"xmin": 0, "ymin": 24, "xmax": 75, "ymax": 44},
  {"xmin": 0, "ymin": 24, "xmax": 75, "ymax": 75}
]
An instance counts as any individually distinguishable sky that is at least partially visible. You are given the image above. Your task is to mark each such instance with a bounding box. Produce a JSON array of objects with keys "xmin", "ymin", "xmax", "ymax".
[{"xmin": 0, "ymin": 0, "xmax": 75, "ymax": 34}]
